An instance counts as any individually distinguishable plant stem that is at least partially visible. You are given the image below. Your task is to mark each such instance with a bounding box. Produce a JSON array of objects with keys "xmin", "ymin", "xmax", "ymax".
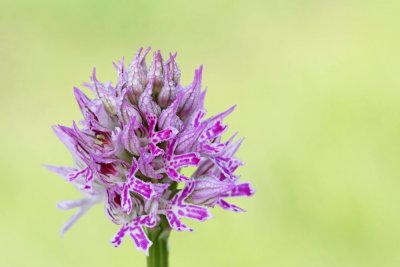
[{"xmin": 147, "ymin": 216, "xmax": 170, "ymax": 267}]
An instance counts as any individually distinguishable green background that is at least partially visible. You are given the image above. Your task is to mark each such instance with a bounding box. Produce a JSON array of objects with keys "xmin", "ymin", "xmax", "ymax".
[{"xmin": 1, "ymin": 1, "xmax": 400, "ymax": 266}]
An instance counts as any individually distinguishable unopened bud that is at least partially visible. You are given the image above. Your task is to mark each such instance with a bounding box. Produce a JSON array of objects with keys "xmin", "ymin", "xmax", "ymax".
[
  {"xmin": 119, "ymin": 98, "xmax": 142, "ymax": 126},
  {"xmin": 127, "ymin": 47, "xmax": 150, "ymax": 103},
  {"xmin": 177, "ymin": 66, "xmax": 203, "ymax": 121},
  {"xmin": 157, "ymin": 63, "xmax": 177, "ymax": 108},
  {"xmin": 148, "ymin": 50, "xmax": 164, "ymax": 94}
]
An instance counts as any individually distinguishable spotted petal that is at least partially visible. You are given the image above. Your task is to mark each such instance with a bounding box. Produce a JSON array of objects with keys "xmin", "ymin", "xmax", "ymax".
[
  {"xmin": 166, "ymin": 210, "xmax": 192, "ymax": 232},
  {"xmin": 129, "ymin": 225, "xmax": 152, "ymax": 255},
  {"xmin": 221, "ymin": 182, "xmax": 255, "ymax": 198},
  {"xmin": 166, "ymin": 152, "xmax": 200, "ymax": 182},
  {"xmin": 217, "ymin": 199, "xmax": 245, "ymax": 212}
]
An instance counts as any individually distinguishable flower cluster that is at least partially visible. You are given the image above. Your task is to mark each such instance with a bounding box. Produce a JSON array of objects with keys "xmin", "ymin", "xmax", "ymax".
[{"xmin": 46, "ymin": 48, "xmax": 254, "ymax": 255}]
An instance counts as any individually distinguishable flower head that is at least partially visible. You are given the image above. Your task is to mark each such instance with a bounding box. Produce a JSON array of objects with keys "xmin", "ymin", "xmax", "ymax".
[{"xmin": 46, "ymin": 48, "xmax": 255, "ymax": 255}]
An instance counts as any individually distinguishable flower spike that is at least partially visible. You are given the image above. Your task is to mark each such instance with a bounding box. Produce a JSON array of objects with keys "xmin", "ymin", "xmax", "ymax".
[{"xmin": 46, "ymin": 48, "xmax": 254, "ymax": 256}]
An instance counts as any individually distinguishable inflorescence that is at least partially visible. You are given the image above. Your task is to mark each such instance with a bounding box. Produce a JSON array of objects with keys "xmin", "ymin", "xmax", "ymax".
[{"xmin": 46, "ymin": 48, "xmax": 255, "ymax": 255}]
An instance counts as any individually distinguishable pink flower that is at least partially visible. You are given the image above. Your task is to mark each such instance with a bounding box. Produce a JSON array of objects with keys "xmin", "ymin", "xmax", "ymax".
[{"xmin": 46, "ymin": 48, "xmax": 254, "ymax": 255}]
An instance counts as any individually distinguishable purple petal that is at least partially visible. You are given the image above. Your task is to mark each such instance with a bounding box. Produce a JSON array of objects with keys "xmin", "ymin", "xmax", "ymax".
[
  {"xmin": 217, "ymin": 199, "xmax": 245, "ymax": 212},
  {"xmin": 166, "ymin": 211, "xmax": 192, "ymax": 232},
  {"xmin": 167, "ymin": 139, "xmax": 205, "ymax": 166},
  {"xmin": 193, "ymin": 109, "xmax": 206, "ymax": 128},
  {"xmin": 105, "ymin": 187, "xmax": 133, "ymax": 225},
  {"xmin": 165, "ymin": 138, "xmax": 177, "ymax": 161},
  {"xmin": 148, "ymin": 143, "xmax": 164, "ymax": 157},
  {"xmin": 153, "ymin": 183, "xmax": 170, "ymax": 197},
  {"xmin": 169, "ymin": 152, "xmax": 201, "ymax": 169},
  {"xmin": 175, "ymin": 204, "xmax": 212, "ymax": 221},
  {"xmin": 221, "ymin": 183, "xmax": 255, "ymax": 198},
  {"xmin": 129, "ymin": 158, "xmax": 139, "ymax": 175},
  {"xmin": 166, "ymin": 168, "xmax": 190, "ymax": 182},
  {"xmin": 199, "ymin": 142, "xmax": 225, "ymax": 155},
  {"xmin": 129, "ymin": 225, "xmax": 152, "ymax": 255},
  {"xmin": 121, "ymin": 184, "xmax": 133, "ymax": 214},
  {"xmin": 199, "ymin": 120, "xmax": 227, "ymax": 142},
  {"xmin": 146, "ymin": 113, "xmax": 157, "ymax": 135},
  {"xmin": 212, "ymin": 156, "xmax": 243, "ymax": 180},
  {"xmin": 166, "ymin": 181, "xmax": 212, "ymax": 231},
  {"xmin": 81, "ymin": 167, "xmax": 94, "ymax": 190},
  {"xmin": 68, "ymin": 167, "xmax": 90, "ymax": 182},
  {"xmin": 129, "ymin": 178, "xmax": 155, "ymax": 200},
  {"xmin": 111, "ymin": 224, "xmax": 130, "ymax": 247},
  {"xmin": 147, "ymin": 113, "xmax": 178, "ymax": 145},
  {"xmin": 123, "ymin": 158, "xmax": 156, "ymax": 204},
  {"xmin": 137, "ymin": 214, "xmax": 158, "ymax": 228},
  {"xmin": 225, "ymin": 157, "xmax": 243, "ymax": 173},
  {"xmin": 151, "ymin": 127, "xmax": 178, "ymax": 143},
  {"xmin": 211, "ymin": 157, "xmax": 231, "ymax": 178},
  {"xmin": 172, "ymin": 181, "xmax": 196, "ymax": 204}
]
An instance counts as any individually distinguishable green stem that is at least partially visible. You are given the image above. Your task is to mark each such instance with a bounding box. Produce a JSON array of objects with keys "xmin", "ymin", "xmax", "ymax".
[{"xmin": 147, "ymin": 216, "xmax": 170, "ymax": 267}]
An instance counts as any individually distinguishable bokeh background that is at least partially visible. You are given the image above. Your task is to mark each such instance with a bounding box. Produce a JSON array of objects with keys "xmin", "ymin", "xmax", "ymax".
[{"xmin": 1, "ymin": 0, "xmax": 400, "ymax": 266}]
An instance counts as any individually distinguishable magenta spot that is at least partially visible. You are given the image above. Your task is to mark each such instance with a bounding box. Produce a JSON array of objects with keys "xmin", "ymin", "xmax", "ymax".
[
  {"xmin": 114, "ymin": 194, "xmax": 121, "ymax": 206},
  {"xmin": 100, "ymin": 163, "xmax": 116, "ymax": 176}
]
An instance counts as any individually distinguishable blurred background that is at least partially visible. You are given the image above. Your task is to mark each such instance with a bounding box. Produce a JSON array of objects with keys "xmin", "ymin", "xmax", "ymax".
[{"xmin": 1, "ymin": 0, "xmax": 400, "ymax": 266}]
